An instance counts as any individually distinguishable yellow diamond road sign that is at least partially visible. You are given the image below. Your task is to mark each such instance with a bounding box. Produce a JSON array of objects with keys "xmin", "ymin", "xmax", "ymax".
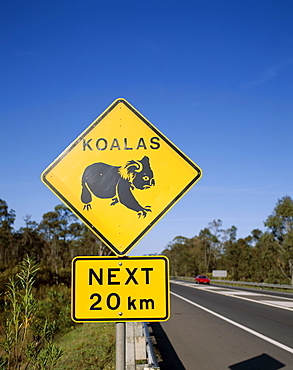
[
  {"xmin": 42, "ymin": 98, "xmax": 202, "ymax": 256},
  {"xmin": 72, "ymin": 256, "xmax": 170, "ymax": 322}
]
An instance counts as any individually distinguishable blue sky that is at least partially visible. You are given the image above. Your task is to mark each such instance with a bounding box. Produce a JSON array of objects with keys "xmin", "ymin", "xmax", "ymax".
[{"xmin": 1, "ymin": 0, "xmax": 293, "ymax": 256}]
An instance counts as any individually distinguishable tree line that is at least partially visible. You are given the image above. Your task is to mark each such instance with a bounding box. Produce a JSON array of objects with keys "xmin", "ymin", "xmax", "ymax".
[
  {"xmin": 0, "ymin": 200, "xmax": 114, "ymax": 289},
  {"xmin": 0, "ymin": 195, "xmax": 293, "ymax": 287},
  {"xmin": 162, "ymin": 195, "xmax": 293, "ymax": 285}
]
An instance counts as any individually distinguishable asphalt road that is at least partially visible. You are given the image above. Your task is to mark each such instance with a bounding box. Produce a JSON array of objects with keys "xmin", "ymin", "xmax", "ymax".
[{"xmin": 150, "ymin": 281, "xmax": 293, "ymax": 370}]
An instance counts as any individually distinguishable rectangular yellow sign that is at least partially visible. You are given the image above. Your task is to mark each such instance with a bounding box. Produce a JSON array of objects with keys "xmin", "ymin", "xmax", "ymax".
[{"xmin": 72, "ymin": 256, "xmax": 170, "ymax": 322}]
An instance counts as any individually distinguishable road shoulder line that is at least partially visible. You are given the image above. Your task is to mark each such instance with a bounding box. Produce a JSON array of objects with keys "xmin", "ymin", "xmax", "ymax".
[{"xmin": 171, "ymin": 291, "xmax": 293, "ymax": 355}]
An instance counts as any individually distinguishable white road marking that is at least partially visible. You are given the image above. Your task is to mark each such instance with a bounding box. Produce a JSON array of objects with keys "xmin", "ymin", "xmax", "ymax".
[
  {"xmin": 172, "ymin": 281, "xmax": 193, "ymax": 286},
  {"xmin": 204, "ymin": 286, "xmax": 224, "ymax": 290},
  {"xmin": 171, "ymin": 291, "xmax": 293, "ymax": 355},
  {"xmin": 171, "ymin": 280, "xmax": 293, "ymax": 311},
  {"xmin": 221, "ymin": 291, "xmax": 261, "ymax": 296},
  {"xmin": 263, "ymin": 301, "xmax": 293, "ymax": 308}
]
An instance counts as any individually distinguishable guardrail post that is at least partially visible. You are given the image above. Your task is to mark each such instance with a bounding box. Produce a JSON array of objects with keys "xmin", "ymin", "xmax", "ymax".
[{"xmin": 116, "ymin": 322, "xmax": 126, "ymax": 370}]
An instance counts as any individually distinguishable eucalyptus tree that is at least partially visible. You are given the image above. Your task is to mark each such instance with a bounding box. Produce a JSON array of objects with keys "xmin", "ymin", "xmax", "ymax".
[
  {"xmin": 37, "ymin": 204, "xmax": 82, "ymax": 283},
  {"xmin": 162, "ymin": 236, "xmax": 193, "ymax": 276},
  {"xmin": 264, "ymin": 195, "xmax": 293, "ymax": 284},
  {"xmin": 251, "ymin": 231, "xmax": 281, "ymax": 283},
  {"xmin": 221, "ymin": 236, "xmax": 241, "ymax": 280},
  {"xmin": 75, "ymin": 224, "xmax": 114, "ymax": 257},
  {"xmin": 236, "ymin": 237, "xmax": 252, "ymax": 281},
  {"xmin": 15, "ymin": 215, "xmax": 44, "ymax": 263},
  {"xmin": 0, "ymin": 199, "xmax": 16, "ymax": 269},
  {"xmin": 194, "ymin": 221, "xmax": 224, "ymax": 274}
]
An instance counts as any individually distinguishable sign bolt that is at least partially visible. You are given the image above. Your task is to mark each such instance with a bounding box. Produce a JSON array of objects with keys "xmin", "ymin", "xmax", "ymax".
[
  {"xmin": 119, "ymin": 312, "xmax": 123, "ymax": 316},
  {"xmin": 118, "ymin": 262, "xmax": 122, "ymax": 266}
]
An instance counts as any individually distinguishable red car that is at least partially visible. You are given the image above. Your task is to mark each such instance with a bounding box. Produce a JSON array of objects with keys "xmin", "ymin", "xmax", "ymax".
[{"xmin": 195, "ymin": 275, "xmax": 210, "ymax": 284}]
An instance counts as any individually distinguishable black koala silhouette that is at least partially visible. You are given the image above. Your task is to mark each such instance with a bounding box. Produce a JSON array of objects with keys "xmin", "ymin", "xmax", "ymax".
[{"xmin": 81, "ymin": 156, "xmax": 155, "ymax": 218}]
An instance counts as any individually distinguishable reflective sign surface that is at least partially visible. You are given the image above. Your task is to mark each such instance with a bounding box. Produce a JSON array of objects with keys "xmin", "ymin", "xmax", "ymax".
[
  {"xmin": 42, "ymin": 99, "xmax": 202, "ymax": 255},
  {"xmin": 71, "ymin": 256, "xmax": 170, "ymax": 322}
]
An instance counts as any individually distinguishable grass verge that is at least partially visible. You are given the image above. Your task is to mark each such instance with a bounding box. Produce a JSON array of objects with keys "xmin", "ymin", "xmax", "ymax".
[{"xmin": 55, "ymin": 323, "xmax": 115, "ymax": 370}]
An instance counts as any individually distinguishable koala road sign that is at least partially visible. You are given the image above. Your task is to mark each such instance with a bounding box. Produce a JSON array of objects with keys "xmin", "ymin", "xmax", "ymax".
[{"xmin": 41, "ymin": 98, "xmax": 202, "ymax": 256}]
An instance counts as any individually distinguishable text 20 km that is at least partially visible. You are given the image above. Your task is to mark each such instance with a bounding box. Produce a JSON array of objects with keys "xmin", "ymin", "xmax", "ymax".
[{"xmin": 89, "ymin": 292, "xmax": 155, "ymax": 311}]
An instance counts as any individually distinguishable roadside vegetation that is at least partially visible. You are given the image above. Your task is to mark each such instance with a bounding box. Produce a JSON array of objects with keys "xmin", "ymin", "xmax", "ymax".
[
  {"xmin": 0, "ymin": 201, "xmax": 115, "ymax": 369},
  {"xmin": 0, "ymin": 255, "xmax": 115, "ymax": 369},
  {"xmin": 163, "ymin": 195, "xmax": 293, "ymax": 285}
]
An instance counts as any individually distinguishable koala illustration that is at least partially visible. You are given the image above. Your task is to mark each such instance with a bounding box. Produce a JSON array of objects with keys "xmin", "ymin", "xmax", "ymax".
[{"xmin": 81, "ymin": 156, "xmax": 155, "ymax": 218}]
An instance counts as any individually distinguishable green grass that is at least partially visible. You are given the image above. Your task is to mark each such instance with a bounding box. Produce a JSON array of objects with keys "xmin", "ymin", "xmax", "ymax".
[{"xmin": 55, "ymin": 323, "xmax": 115, "ymax": 370}]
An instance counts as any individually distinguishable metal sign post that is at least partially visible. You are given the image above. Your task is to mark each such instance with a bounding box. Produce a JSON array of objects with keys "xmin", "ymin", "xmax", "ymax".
[{"xmin": 116, "ymin": 322, "xmax": 126, "ymax": 370}]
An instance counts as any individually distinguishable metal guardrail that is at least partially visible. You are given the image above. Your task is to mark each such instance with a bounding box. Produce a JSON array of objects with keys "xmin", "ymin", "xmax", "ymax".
[
  {"xmin": 211, "ymin": 279, "xmax": 293, "ymax": 290},
  {"xmin": 143, "ymin": 323, "xmax": 160, "ymax": 369},
  {"xmin": 171, "ymin": 276, "xmax": 293, "ymax": 290},
  {"xmin": 126, "ymin": 322, "xmax": 159, "ymax": 369}
]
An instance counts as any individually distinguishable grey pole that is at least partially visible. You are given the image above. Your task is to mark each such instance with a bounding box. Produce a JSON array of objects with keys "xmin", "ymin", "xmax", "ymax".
[{"xmin": 116, "ymin": 322, "xmax": 126, "ymax": 370}]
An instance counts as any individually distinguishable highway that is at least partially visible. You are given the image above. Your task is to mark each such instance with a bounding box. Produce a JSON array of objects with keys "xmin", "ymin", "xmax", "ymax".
[{"xmin": 150, "ymin": 280, "xmax": 293, "ymax": 369}]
